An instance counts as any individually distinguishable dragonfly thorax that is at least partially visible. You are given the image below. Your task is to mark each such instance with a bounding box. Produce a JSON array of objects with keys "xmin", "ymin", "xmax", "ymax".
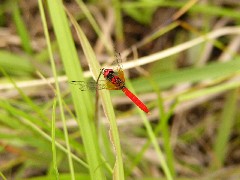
[{"xmin": 102, "ymin": 68, "xmax": 125, "ymax": 88}]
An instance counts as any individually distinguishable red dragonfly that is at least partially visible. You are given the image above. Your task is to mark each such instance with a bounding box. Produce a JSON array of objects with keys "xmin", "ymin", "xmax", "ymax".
[{"xmin": 71, "ymin": 52, "xmax": 150, "ymax": 114}]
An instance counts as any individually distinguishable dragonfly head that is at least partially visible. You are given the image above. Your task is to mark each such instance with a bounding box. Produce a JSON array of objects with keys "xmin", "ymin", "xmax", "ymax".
[{"xmin": 102, "ymin": 68, "xmax": 114, "ymax": 78}]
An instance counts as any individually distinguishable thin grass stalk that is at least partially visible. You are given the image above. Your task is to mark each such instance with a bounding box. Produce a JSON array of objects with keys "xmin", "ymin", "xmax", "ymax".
[
  {"xmin": 125, "ymin": 80, "xmax": 173, "ymax": 180},
  {"xmin": 51, "ymin": 98, "xmax": 60, "ymax": 179},
  {"xmin": 0, "ymin": 172, "xmax": 7, "ymax": 180},
  {"xmin": 12, "ymin": 0, "xmax": 32, "ymax": 54},
  {"xmin": 18, "ymin": 115, "xmax": 88, "ymax": 168},
  {"xmin": 213, "ymin": 89, "xmax": 238, "ymax": 169},
  {"xmin": 38, "ymin": 1, "xmax": 75, "ymax": 178},
  {"xmin": 66, "ymin": 9, "xmax": 124, "ymax": 179},
  {"xmin": 75, "ymin": 0, "xmax": 112, "ymax": 51},
  {"xmin": 46, "ymin": 0, "xmax": 105, "ymax": 179},
  {"xmin": 112, "ymin": 0, "xmax": 124, "ymax": 42}
]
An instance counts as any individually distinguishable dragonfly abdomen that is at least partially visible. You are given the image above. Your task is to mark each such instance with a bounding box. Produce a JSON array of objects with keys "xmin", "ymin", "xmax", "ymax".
[{"xmin": 122, "ymin": 87, "xmax": 149, "ymax": 113}]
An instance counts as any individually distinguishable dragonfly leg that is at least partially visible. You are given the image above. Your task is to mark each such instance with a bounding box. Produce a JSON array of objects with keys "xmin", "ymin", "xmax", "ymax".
[{"xmin": 96, "ymin": 68, "xmax": 105, "ymax": 83}]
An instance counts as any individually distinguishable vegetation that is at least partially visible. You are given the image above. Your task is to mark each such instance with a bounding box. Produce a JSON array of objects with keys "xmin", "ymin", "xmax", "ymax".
[{"xmin": 0, "ymin": 0, "xmax": 240, "ymax": 179}]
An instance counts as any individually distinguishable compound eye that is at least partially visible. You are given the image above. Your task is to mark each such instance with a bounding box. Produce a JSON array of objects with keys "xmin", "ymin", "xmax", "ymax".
[{"xmin": 103, "ymin": 69, "xmax": 108, "ymax": 77}]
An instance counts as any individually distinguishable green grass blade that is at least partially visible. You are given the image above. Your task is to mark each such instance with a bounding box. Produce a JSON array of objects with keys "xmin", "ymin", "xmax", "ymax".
[
  {"xmin": 132, "ymin": 58, "xmax": 240, "ymax": 93},
  {"xmin": 100, "ymin": 91, "xmax": 125, "ymax": 180},
  {"xmin": 178, "ymin": 80, "xmax": 240, "ymax": 103},
  {"xmin": 75, "ymin": 0, "xmax": 112, "ymax": 51},
  {"xmin": 125, "ymin": 80, "xmax": 173, "ymax": 180},
  {"xmin": 46, "ymin": 0, "xmax": 105, "ymax": 179},
  {"xmin": 212, "ymin": 89, "xmax": 238, "ymax": 169},
  {"xmin": 151, "ymin": 79, "xmax": 176, "ymax": 177},
  {"xmin": 66, "ymin": 9, "xmax": 124, "ymax": 179},
  {"xmin": 0, "ymin": 67, "xmax": 49, "ymax": 124},
  {"xmin": 12, "ymin": 0, "xmax": 32, "ymax": 54},
  {"xmin": 0, "ymin": 172, "xmax": 7, "ymax": 180},
  {"xmin": 0, "ymin": 99, "xmax": 88, "ymax": 168},
  {"xmin": 0, "ymin": 50, "xmax": 34, "ymax": 76},
  {"xmin": 112, "ymin": 0, "xmax": 124, "ymax": 42},
  {"xmin": 19, "ymin": 114, "xmax": 88, "ymax": 168},
  {"xmin": 122, "ymin": 2, "xmax": 240, "ymax": 20},
  {"xmin": 38, "ymin": 1, "xmax": 75, "ymax": 178},
  {"xmin": 51, "ymin": 98, "xmax": 59, "ymax": 179}
]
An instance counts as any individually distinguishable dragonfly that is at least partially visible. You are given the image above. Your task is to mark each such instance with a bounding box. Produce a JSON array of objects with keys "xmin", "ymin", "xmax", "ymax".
[{"xmin": 71, "ymin": 52, "xmax": 150, "ymax": 114}]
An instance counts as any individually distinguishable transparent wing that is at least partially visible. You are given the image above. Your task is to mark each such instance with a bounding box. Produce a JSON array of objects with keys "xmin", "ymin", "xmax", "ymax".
[
  {"xmin": 113, "ymin": 50, "xmax": 125, "ymax": 82},
  {"xmin": 70, "ymin": 80, "xmax": 121, "ymax": 91},
  {"xmin": 114, "ymin": 50, "xmax": 123, "ymax": 71},
  {"xmin": 71, "ymin": 51, "xmax": 125, "ymax": 91},
  {"xmin": 70, "ymin": 80, "xmax": 107, "ymax": 91}
]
